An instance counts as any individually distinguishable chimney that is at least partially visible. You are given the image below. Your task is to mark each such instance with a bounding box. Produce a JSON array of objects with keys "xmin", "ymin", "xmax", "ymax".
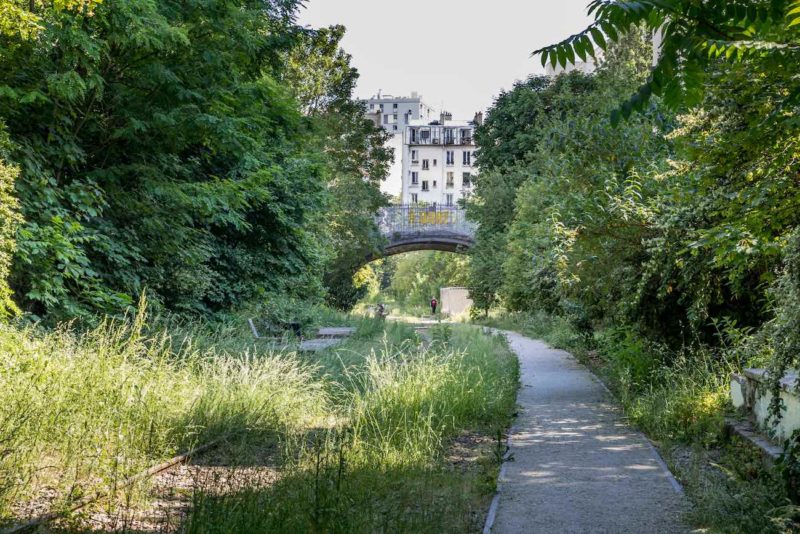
[
  {"xmin": 440, "ymin": 111, "xmax": 452, "ymax": 124},
  {"xmin": 411, "ymin": 91, "xmax": 419, "ymax": 99},
  {"xmin": 473, "ymin": 112, "xmax": 484, "ymax": 126}
]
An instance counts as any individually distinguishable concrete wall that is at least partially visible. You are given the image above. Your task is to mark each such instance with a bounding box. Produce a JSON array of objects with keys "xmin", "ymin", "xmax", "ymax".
[
  {"xmin": 440, "ymin": 287, "xmax": 472, "ymax": 317},
  {"xmin": 731, "ymin": 369, "xmax": 800, "ymax": 441}
]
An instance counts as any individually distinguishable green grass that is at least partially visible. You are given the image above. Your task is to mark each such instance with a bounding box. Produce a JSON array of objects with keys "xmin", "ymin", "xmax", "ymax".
[
  {"xmin": 0, "ymin": 305, "xmax": 519, "ymax": 532},
  {"xmin": 180, "ymin": 325, "xmax": 519, "ymax": 534},
  {"xmin": 0, "ymin": 306, "xmax": 328, "ymax": 524}
]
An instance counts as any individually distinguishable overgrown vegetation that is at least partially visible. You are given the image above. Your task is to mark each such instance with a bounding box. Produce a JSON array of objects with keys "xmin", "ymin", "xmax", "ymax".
[
  {"xmin": 0, "ymin": 0, "xmax": 389, "ymax": 320},
  {"xmin": 0, "ymin": 306, "xmax": 518, "ymax": 531},
  {"xmin": 464, "ymin": 2, "xmax": 800, "ymax": 531},
  {"xmin": 181, "ymin": 326, "xmax": 518, "ymax": 533}
]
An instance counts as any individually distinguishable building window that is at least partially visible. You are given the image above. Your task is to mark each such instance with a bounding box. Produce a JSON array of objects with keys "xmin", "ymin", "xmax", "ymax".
[
  {"xmin": 393, "ymin": 103, "xmax": 398, "ymax": 109},
  {"xmin": 462, "ymin": 172, "xmax": 471, "ymax": 187},
  {"xmin": 433, "ymin": 180, "xmax": 437, "ymax": 188},
  {"xmin": 446, "ymin": 151, "xmax": 454, "ymax": 165},
  {"xmin": 462, "ymin": 151, "xmax": 471, "ymax": 166},
  {"xmin": 411, "ymin": 171, "xmax": 419, "ymax": 185},
  {"xmin": 422, "ymin": 180, "xmax": 429, "ymax": 192},
  {"xmin": 411, "ymin": 150, "xmax": 418, "ymax": 162},
  {"xmin": 370, "ymin": 103, "xmax": 374, "ymax": 109},
  {"xmin": 422, "ymin": 159, "xmax": 430, "ymax": 170},
  {"xmin": 393, "ymin": 113, "xmax": 398, "ymax": 122},
  {"xmin": 383, "ymin": 115, "xmax": 389, "ymax": 124},
  {"xmin": 411, "ymin": 193, "xmax": 418, "ymax": 203},
  {"xmin": 393, "ymin": 125, "xmax": 398, "ymax": 131},
  {"xmin": 446, "ymin": 172, "xmax": 454, "ymax": 188},
  {"xmin": 420, "ymin": 130, "xmax": 430, "ymax": 141},
  {"xmin": 433, "ymin": 159, "xmax": 437, "ymax": 167},
  {"xmin": 446, "ymin": 194, "xmax": 454, "ymax": 206},
  {"xmin": 410, "ymin": 129, "xmax": 418, "ymax": 143},
  {"xmin": 444, "ymin": 128, "xmax": 455, "ymax": 144}
]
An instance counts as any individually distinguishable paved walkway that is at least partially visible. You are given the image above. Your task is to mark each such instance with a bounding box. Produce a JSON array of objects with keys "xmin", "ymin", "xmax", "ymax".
[{"xmin": 488, "ymin": 332, "xmax": 689, "ymax": 534}]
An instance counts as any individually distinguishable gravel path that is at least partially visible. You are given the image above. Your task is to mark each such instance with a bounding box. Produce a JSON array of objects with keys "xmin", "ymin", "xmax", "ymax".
[{"xmin": 488, "ymin": 332, "xmax": 689, "ymax": 534}]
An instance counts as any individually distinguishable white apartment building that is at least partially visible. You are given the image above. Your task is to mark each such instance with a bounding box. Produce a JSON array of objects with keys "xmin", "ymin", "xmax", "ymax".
[
  {"xmin": 364, "ymin": 91, "xmax": 436, "ymax": 135},
  {"xmin": 364, "ymin": 91, "xmax": 437, "ymax": 196},
  {"xmin": 401, "ymin": 112, "xmax": 481, "ymax": 206}
]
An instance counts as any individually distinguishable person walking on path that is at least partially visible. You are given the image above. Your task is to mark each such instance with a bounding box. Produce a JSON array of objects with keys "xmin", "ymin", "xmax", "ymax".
[{"xmin": 430, "ymin": 296, "xmax": 438, "ymax": 315}]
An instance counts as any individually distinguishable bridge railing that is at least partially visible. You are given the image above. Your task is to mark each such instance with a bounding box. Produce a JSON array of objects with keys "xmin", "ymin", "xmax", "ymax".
[{"xmin": 376, "ymin": 204, "xmax": 476, "ymax": 239}]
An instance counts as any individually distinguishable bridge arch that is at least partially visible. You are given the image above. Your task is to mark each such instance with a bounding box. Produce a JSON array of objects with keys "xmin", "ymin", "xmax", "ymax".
[{"xmin": 367, "ymin": 205, "xmax": 476, "ymax": 263}]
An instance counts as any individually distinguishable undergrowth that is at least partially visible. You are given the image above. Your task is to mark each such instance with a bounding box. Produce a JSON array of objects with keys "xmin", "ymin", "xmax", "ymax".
[
  {"xmin": 180, "ymin": 326, "xmax": 519, "ymax": 533},
  {"xmin": 0, "ymin": 304, "xmax": 519, "ymax": 533},
  {"xmin": 0, "ymin": 303, "xmax": 328, "ymax": 523}
]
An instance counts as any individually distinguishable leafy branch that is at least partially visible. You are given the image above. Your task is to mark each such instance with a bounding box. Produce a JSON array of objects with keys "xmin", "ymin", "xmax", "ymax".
[{"xmin": 536, "ymin": 0, "xmax": 800, "ymax": 124}]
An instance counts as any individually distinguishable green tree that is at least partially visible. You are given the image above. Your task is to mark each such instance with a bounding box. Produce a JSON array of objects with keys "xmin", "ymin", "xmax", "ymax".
[
  {"xmin": 1, "ymin": 0, "xmax": 328, "ymax": 318},
  {"xmin": 0, "ymin": 154, "xmax": 21, "ymax": 320},
  {"xmin": 281, "ymin": 25, "xmax": 393, "ymax": 310},
  {"xmin": 389, "ymin": 251, "xmax": 470, "ymax": 309},
  {"xmin": 468, "ymin": 72, "xmax": 601, "ymax": 312}
]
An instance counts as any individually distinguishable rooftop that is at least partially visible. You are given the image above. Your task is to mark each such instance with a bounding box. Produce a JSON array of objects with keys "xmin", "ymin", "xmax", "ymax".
[{"xmin": 408, "ymin": 118, "xmax": 475, "ymax": 128}]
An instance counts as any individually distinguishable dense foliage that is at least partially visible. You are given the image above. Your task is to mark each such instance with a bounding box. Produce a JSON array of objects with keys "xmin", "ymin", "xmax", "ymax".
[
  {"xmin": 387, "ymin": 251, "xmax": 470, "ymax": 309},
  {"xmin": 0, "ymin": 1, "xmax": 388, "ymax": 321},
  {"xmin": 469, "ymin": 14, "xmax": 800, "ymax": 352},
  {"xmin": 537, "ymin": 0, "xmax": 800, "ymax": 122}
]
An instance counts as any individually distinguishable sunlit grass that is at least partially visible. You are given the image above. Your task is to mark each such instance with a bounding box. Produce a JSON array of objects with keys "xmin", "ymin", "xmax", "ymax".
[
  {"xmin": 0, "ymin": 305, "xmax": 519, "ymax": 532},
  {"xmin": 0, "ymin": 306, "xmax": 328, "ymax": 522},
  {"xmin": 181, "ymin": 325, "xmax": 519, "ymax": 533}
]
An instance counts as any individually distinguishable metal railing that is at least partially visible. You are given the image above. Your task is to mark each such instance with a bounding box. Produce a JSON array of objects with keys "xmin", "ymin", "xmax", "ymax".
[{"xmin": 376, "ymin": 204, "xmax": 476, "ymax": 240}]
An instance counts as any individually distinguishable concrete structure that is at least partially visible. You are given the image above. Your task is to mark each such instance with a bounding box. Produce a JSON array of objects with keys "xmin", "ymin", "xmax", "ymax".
[
  {"xmin": 439, "ymin": 287, "xmax": 472, "ymax": 317},
  {"xmin": 364, "ymin": 91, "xmax": 436, "ymax": 135},
  {"xmin": 731, "ymin": 368, "xmax": 800, "ymax": 441},
  {"xmin": 366, "ymin": 204, "xmax": 475, "ymax": 263},
  {"xmin": 488, "ymin": 332, "xmax": 688, "ymax": 533},
  {"xmin": 401, "ymin": 112, "xmax": 482, "ymax": 205},
  {"xmin": 364, "ymin": 92, "xmax": 436, "ymax": 196}
]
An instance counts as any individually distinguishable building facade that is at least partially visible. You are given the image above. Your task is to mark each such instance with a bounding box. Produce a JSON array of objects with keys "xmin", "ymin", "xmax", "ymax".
[
  {"xmin": 400, "ymin": 112, "xmax": 481, "ymax": 206},
  {"xmin": 364, "ymin": 91, "xmax": 436, "ymax": 135}
]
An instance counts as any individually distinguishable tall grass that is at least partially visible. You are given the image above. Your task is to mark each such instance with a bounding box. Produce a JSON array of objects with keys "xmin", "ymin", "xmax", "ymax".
[
  {"xmin": 346, "ymin": 327, "xmax": 518, "ymax": 466},
  {"xmin": 180, "ymin": 325, "xmax": 519, "ymax": 533},
  {"xmin": 0, "ymin": 307, "xmax": 327, "ymax": 522}
]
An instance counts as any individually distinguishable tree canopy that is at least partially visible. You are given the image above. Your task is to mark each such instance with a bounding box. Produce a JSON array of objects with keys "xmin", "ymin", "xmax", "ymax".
[{"xmin": 0, "ymin": 0, "xmax": 389, "ymax": 320}]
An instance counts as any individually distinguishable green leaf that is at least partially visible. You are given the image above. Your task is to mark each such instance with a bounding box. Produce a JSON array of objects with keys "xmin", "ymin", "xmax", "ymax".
[{"xmin": 590, "ymin": 27, "xmax": 607, "ymax": 50}]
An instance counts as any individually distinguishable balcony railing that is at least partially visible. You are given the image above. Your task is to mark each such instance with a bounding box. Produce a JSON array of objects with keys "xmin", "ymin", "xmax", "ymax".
[{"xmin": 376, "ymin": 204, "xmax": 476, "ymax": 240}]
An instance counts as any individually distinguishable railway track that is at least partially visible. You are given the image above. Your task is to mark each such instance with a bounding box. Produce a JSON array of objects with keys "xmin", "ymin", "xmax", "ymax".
[{"xmin": 0, "ymin": 437, "xmax": 227, "ymax": 534}]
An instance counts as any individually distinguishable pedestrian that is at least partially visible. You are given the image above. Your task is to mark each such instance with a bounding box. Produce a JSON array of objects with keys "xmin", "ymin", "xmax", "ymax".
[{"xmin": 430, "ymin": 296, "xmax": 438, "ymax": 315}]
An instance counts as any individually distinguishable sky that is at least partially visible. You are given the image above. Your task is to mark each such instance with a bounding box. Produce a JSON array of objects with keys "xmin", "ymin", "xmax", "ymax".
[{"xmin": 298, "ymin": 0, "xmax": 592, "ymax": 119}]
